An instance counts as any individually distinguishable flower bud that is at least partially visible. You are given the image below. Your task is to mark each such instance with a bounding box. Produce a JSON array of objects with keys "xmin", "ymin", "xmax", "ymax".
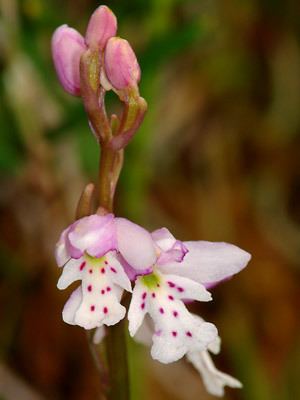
[
  {"xmin": 85, "ymin": 5, "xmax": 117, "ymax": 50},
  {"xmin": 104, "ymin": 37, "xmax": 141, "ymax": 90},
  {"xmin": 51, "ymin": 25, "xmax": 86, "ymax": 96}
]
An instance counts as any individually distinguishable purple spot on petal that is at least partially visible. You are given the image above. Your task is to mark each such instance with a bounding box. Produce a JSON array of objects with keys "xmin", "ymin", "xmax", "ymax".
[
  {"xmin": 104, "ymin": 261, "xmax": 108, "ymax": 265},
  {"xmin": 101, "ymin": 268, "xmax": 105, "ymax": 274},
  {"xmin": 101, "ymin": 289, "xmax": 105, "ymax": 295},
  {"xmin": 103, "ymin": 307, "xmax": 108, "ymax": 314},
  {"xmin": 186, "ymin": 331, "xmax": 192, "ymax": 337},
  {"xmin": 168, "ymin": 281, "xmax": 175, "ymax": 288},
  {"xmin": 90, "ymin": 305, "xmax": 95, "ymax": 311},
  {"xmin": 172, "ymin": 331, "xmax": 177, "ymax": 337},
  {"xmin": 142, "ymin": 292, "xmax": 147, "ymax": 300},
  {"xmin": 177, "ymin": 287, "xmax": 184, "ymax": 293},
  {"xmin": 151, "ymin": 293, "xmax": 156, "ymax": 298},
  {"xmin": 159, "ymin": 307, "xmax": 164, "ymax": 314},
  {"xmin": 173, "ymin": 311, "xmax": 178, "ymax": 317},
  {"xmin": 107, "ymin": 286, "xmax": 111, "ymax": 292},
  {"xmin": 89, "ymin": 269, "xmax": 93, "ymax": 274},
  {"xmin": 79, "ymin": 261, "xmax": 86, "ymax": 271},
  {"xmin": 141, "ymin": 303, "xmax": 145, "ymax": 310},
  {"xmin": 87, "ymin": 285, "xmax": 92, "ymax": 292},
  {"xmin": 168, "ymin": 295, "xmax": 174, "ymax": 301},
  {"xmin": 155, "ymin": 329, "xmax": 162, "ymax": 336},
  {"xmin": 110, "ymin": 267, "xmax": 117, "ymax": 273}
]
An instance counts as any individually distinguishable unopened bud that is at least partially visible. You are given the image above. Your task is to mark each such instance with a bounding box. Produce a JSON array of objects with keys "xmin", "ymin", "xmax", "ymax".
[
  {"xmin": 51, "ymin": 25, "xmax": 86, "ymax": 96},
  {"xmin": 85, "ymin": 5, "xmax": 117, "ymax": 50},
  {"xmin": 104, "ymin": 37, "xmax": 140, "ymax": 90}
]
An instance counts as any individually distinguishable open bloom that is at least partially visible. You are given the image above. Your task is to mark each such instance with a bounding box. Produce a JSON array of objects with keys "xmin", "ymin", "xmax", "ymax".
[
  {"xmin": 55, "ymin": 213, "xmax": 251, "ymax": 393},
  {"xmin": 127, "ymin": 227, "xmax": 251, "ymax": 364},
  {"xmin": 55, "ymin": 214, "xmax": 156, "ymax": 329}
]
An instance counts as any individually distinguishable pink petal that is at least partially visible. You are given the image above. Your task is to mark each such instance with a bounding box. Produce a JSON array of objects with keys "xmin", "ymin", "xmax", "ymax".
[
  {"xmin": 85, "ymin": 5, "xmax": 117, "ymax": 49},
  {"xmin": 115, "ymin": 218, "xmax": 157, "ymax": 271},
  {"xmin": 68, "ymin": 214, "xmax": 116, "ymax": 258},
  {"xmin": 159, "ymin": 241, "xmax": 251, "ymax": 287},
  {"xmin": 51, "ymin": 25, "xmax": 86, "ymax": 96},
  {"xmin": 104, "ymin": 37, "xmax": 140, "ymax": 90}
]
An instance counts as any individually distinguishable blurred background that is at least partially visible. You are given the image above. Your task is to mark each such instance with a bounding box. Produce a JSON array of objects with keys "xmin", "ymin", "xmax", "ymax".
[{"xmin": 0, "ymin": 0, "xmax": 300, "ymax": 399}]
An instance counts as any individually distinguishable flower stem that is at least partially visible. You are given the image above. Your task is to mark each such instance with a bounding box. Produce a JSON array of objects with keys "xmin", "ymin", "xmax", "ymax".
[
  {"xmin": 98, "ymin": 144, "xmax": 130, "ymax": 400},
  {"xmin": 105, "ymin": 319, "xmax": 130, "ymax": 400}
]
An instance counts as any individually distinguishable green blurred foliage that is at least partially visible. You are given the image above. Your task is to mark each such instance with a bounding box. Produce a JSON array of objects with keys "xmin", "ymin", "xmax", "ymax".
[{"xmin": 1, "ymin": 0, "xmax": 300, "ymax": 399}]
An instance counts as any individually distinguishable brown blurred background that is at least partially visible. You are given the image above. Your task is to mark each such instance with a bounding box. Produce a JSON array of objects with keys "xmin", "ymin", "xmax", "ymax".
[{"xmin": 0, "ymin": 0, "xmax": 300, "ymax": 399}]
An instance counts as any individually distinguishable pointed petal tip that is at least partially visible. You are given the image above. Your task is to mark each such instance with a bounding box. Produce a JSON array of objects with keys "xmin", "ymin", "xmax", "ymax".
[{"xmin": 85, "ymin": 5, "xmax": 117, "ymax": 49}]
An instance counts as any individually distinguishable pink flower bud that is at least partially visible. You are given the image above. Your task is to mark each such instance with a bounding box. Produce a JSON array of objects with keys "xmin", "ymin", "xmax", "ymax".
[
  {"xmin": 51, "ymin": 25, "xmax": 86, "ymax": 96},
  {"xmin": 104, "ymin": 37, "xmax": 141, "ymax": 90},
  {"xmin": 85, "ymin": 5, "xmax": 117, "ymax": 49}
]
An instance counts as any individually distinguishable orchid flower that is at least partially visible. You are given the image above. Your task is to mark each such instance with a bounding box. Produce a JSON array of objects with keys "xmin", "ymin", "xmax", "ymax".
[
  {"xmin": 55, "ymin": 214, "xmax": 156, "ymax": 329},
  {"xmin": 55, "ymin": 214, "xmax": 250, "ymax": 394},
  {"xmin": 125, "ymin": 227, "xmax": 251, "ymax": 364}
]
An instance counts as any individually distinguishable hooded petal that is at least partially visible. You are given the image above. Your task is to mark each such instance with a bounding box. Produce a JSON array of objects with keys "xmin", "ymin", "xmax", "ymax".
[
  {"xmin": 68, "ymin": 214, "xmax": 116, "ymax": 258},
  {"xmin": 51, "ymin": 25, "xmax": 86, "ymax": 96},
  {"xmin": 159, "ymin": 241, "xmax": 251, "ymax": 287},
  {"xmin": 115, "ymin": 218, "xmax": 157, "ymax": 271},
  {"xmin": 152, "ymin": 228, "xmax": 188, "ymax": 265}
]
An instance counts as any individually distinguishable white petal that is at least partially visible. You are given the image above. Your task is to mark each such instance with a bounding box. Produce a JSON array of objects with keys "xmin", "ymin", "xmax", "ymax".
[
  {"xmin": 105, "ymin": 252, "xmax": 132, "ymax": 292},
  {"xmin": 191, "ymin": 314, "xmax": 221, "ymax": 354},
  {"xmin": 62, "ymin": 286, "xmax": 82, "ymax": 325},
  {"xmin": 162, "ymin": 274, "xmax": 212, "ymax": 302},
  {"xmin": 160, "ymin": 241, "xmax": 251, "ymax": 286},
  {"xmin": 57, "ymin": 258, "xmax": 84, "ymax": 290},
  {"xmin": 128, "ymin": 280, "xmax": 148, "ymax": 336},
  {"xmin": 115, "ymin": 218, "xmax": 157, "ymax": 271},
  {"xmin": 60, "ymin": 256, "xmax": 130, "ymax": 330},
  {"xmin": 187, "ymin": 350, "xmax": 242, "ymax": 397},
  {"xmin": 130, "ymin": 273, "xmax": 217, "ymax": 364},
  {"xmin": 151, "ymin": 333, "xmax": 187, "ymax": 363}
]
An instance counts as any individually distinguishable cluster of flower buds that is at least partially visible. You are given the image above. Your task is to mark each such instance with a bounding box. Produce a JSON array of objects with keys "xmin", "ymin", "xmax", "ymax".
[
  {"xmin": 56, "ymin": 211, "xmax": 250, "ymax": 396},
  {"xmin": 52, "ymin": 5, "xmax": 146, "ymax": 149}
]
